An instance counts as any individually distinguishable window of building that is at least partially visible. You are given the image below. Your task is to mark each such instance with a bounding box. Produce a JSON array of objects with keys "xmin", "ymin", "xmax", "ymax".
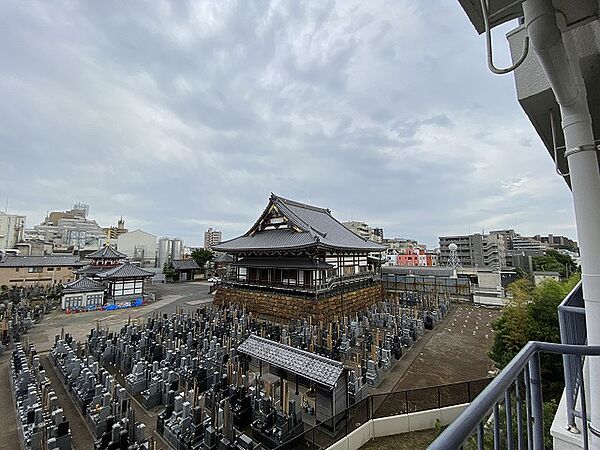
[
  {"xmin": 15, "ymin": 267, "xmax": 19, "ymax": 272},
  {"xmin": 56, "ymin": 267, "xmax": 61, "ymax": 271},
  {"xmin": 28, "ymin": 267, "xmax": 43, "ymax": 273},
  {"xmin": 47, "ymin": 267, "xmax": 54, "ymax": 271}
]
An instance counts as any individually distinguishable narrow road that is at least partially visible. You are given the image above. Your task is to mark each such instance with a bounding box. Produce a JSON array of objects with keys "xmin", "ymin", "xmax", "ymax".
[{"xmin": 40, "ymin": 354, "xmax": 95, "ymax": 450}]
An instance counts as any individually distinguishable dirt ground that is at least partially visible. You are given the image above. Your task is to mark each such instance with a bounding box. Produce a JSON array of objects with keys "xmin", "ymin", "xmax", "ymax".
[
  {"xmin": 360, "ymin": 428, "xmax": 440, "ymax": 450},
  {"xmin": 393, "ymin": 304, "xmax": 501, "ymax": 391}
]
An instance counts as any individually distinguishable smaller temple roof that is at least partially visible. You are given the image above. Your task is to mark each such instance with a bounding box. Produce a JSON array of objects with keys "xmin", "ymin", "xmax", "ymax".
[
  {"xmin": 232, "ymin": 256, "xmax": 334, "ymax": 270},
  {"xmin": 62, "ymin": 277, "xmax": 106, "ymax": 294},
  {"xmin": 86, "ymin": 245, "xmax": 127, "ymax": 260},
  {"xmin": 76, "ymin": 265, "xmax": 110, "ymax": 277},
  {"xmin": 96, "ymin": 262, "xmax": 155, "ymax": 279},
  {"xmin": 237, "ymin": 335, "xmax": 344, "ymax": 388},
  {"xmin": 172, "ymin": 259, "xmax": 200, "ymax": 270}
]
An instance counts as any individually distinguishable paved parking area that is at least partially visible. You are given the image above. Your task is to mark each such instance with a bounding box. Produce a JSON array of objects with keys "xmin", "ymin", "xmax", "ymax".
[{"xmin": 26, "ymin": 282, "xmax": 213, "ymax": 351}]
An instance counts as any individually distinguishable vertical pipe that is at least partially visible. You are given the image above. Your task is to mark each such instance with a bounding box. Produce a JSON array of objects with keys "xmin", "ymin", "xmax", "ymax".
[
  {"xmin": 506, "ymin": 389, "xmax": 514, "ymax": 450},
  {"xmin": 477, "ymin": 421, "xmax": 485, "ymax": 450},
  {"xmin": 528, "ymin": 353, "xmax": 544, "ymax": 450},
  {"xmin": 493, "ymin": 402, "xmax": 501, "ymax": 450},
  {"xmin": 524, "ymin": 1, "xmax": 600, "ymax": 444},
  {"xmin": 515, "ymin": 377, "xmax": 524, "ymax": 450},
  {"xmin": 524, "ymin": 367, "xmax": 533, "ymax": 450},
  {"xmin": 580, "ymin": 361, "xmax": 590, "ymax": 450},
  {"xmin": 559, "ymin": 306, "xmax": 577, "ymax": 430}
]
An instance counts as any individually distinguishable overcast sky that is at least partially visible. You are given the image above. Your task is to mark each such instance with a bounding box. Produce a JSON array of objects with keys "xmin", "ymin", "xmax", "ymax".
[{"xmin": 0, "ymin": 1, "xmax": 576, "ymax": 248}]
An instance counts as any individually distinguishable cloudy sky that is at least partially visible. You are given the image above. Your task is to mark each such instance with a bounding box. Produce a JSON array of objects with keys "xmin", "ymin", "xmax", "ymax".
[{"xmin": 0, "ymin": 0, "xmax": 576, "ymax": 248}]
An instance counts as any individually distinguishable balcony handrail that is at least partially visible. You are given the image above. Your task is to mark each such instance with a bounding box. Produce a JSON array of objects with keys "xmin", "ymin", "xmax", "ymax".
[
  {"xmin": 430, "ymin": 341, "xmax": 600, "ymax": 450},
  {"xmin": 222, "ymin": 271, "xmax": 378, "ymax": 293},
  {"xmin": 558, "ymin": 280, "xmax": 587, "ymax": 431}
]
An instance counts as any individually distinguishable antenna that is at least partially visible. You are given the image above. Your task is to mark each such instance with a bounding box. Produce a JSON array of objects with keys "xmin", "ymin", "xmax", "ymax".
[
  {"xmin": 4, "ymin": 194, "xmax": 8, "ymax": 213},
  {"xmin": 447, "ymin": 243, "xmax": 461, "ymax": 278}
]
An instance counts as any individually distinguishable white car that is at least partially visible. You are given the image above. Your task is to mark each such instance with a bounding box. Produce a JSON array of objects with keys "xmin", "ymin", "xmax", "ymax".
[{"xmin": 208, "ymin": 277, "xmax": 221, "ymax": 283}]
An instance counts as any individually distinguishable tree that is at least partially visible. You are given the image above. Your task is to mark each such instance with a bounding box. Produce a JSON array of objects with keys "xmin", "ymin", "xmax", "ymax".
[
  {"xmin": 488, "ymin": 279, "xmax": 533, "ymax": 368},
  {"xmin": 163, "ymin": 262, "xmax": 176, "ymax": 281},
  {"xmin": 489, "ymin": 273, "xmax": 581, "ymax": 401},
  {"xmin": 533, "ymin": 250, "xmax": 578, "ymax": 279},
  {"xmin": 191, "ymin": 249, "xmax": 214, "ymax": 273}
]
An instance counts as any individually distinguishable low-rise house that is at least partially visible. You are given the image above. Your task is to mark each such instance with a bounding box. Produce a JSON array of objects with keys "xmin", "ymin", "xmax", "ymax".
[{"xmin": 0, "ymin": 255, "xmax": 85, "ymax": 287}]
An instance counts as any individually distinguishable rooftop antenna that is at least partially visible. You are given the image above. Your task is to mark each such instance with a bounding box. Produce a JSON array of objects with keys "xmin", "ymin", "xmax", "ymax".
[
  {"xmin": 4, "ymin": 194, "xmax": 8, "ymax": 213},
  {"xmin": 447, "ymin": 243, "xmax": 461, "ymax": 278}
]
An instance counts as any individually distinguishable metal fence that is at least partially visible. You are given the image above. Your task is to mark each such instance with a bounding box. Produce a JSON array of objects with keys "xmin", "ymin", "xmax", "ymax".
[
  {"xmin": 382, "ymin": 274, "xmax": 471, "ymax": 298},
  {"xmin": 430, "ymin": 342, "xmax": 600, "ymax": 450},
  {"xmin": 558, "ymin": 281, "xmax": 587, "ymax": 431},
  {"xmin": 274, "ymin": 378, "xmax": 492, "ymax": 450}
]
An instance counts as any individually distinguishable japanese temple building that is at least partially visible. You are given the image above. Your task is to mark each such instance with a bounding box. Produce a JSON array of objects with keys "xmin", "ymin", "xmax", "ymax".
[
  {"xmin": 63, "ymin": 244, "xmax": 154, "ymax": 310},
  {"xmin": 213, "ymin": 194, "xmax": 385, "ymax": 320}
]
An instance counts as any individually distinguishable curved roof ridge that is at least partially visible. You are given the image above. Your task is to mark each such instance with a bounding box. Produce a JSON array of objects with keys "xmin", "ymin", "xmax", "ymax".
[{"xmin": 271, "ymin": 193, "xmax": 331, "ymax": 214}]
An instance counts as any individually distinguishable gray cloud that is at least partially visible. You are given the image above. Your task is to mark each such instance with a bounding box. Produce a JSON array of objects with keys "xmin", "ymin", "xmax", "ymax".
[{"xmin": 0, "ymin": 0, "xmax": 576, "ymax": 248}]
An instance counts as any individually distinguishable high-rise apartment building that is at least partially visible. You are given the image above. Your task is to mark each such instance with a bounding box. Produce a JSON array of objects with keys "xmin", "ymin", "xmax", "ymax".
[
  {"xmin": 342, "ymin": 221, "xmax": 384, "ymax": 243},
  {"xmin": 203, "ymin": 228, "xmax": 222, "ymax": 250},
  {"xmin": 439, "ymin": 231, "xmax": 511, "ymax": 268},
  {"xmin": 0, "ymin": 212, "xmax": 26, "ymax": 250}
]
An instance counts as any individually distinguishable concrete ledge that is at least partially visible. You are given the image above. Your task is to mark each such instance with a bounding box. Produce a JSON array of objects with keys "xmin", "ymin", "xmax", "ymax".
[{"xmin": 325, "ymin": 403, "xmax": 469, "ymax": 450}]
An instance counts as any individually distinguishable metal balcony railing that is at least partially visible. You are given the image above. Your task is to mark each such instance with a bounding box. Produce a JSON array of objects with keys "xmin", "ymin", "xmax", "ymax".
[
  {"xmin": 558, "ymin": 281, "xmax": 587, "ymax": 431},
  {"xmin": 430, "ymin": 341, "xmax": 600, "ymax": 450}
]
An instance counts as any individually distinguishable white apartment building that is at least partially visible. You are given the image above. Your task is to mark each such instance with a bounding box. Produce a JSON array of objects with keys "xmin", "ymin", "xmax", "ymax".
[{"xmin": 0, "ymin": 212, "xmax": 26, "ymax": 250}]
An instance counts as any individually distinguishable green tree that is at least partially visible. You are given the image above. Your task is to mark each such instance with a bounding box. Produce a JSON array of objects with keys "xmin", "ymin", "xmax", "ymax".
[
  {"xmin": 533, "ymin": 250, "xmax": 577, "ymax": 279},
  {"xmin": 488, "ymin": 279, "xmax": 534, "ymax": 368},
  {"xmin": 489, "ymin": 274, "xmax": 581, "ymax": 400},
  {"xmin": 163, "ymin": 262, "xmax": 176, "ymax": 280},
  {"xmin": 191, "ymin": 249, "xmax": 214, "ymax": 273}
]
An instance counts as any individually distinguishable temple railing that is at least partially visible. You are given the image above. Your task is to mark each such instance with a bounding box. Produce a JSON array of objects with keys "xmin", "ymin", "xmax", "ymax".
[{"xmin": 221, "ymin": 271, "xmax": 380, "ymax": 296}]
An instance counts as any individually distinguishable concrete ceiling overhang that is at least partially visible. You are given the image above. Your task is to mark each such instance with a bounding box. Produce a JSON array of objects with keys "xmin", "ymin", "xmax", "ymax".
[
  {"xmin": 457, "ymin": 0, "xmax": 598, "ymax": 34},
  {"xmin": 457, "ymin": 1, "xmax": 599, "ymax": 190}
]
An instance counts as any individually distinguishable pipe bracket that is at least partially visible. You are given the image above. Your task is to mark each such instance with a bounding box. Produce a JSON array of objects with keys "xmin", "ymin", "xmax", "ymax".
[{"xmin": 565, "ymin": 144, "xmax": 600, "ymax": 157}]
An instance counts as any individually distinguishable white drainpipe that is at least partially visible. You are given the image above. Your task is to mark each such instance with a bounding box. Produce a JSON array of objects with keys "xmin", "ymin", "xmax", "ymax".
[{"xmin": 523, "ymin": 0, "xmax": 600, "ymax": 441}]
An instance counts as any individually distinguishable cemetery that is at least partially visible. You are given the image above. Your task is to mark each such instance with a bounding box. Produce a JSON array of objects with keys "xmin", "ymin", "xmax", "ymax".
[
  {"xmin": 10, "ymin": 342, "xmax": 73, "ymax": 450},
  {"xmin": 38, "ymin": 291, "xmax": 451, "ymax": 449}
]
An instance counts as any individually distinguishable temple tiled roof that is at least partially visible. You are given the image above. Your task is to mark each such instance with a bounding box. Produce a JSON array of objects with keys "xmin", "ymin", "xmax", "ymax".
[
  {"xmin": 86, "ymin": 245, "xmax": 127, "ymax": 260},
  {"xmin": 213, "ymin": 194, "xmax": 386, "ymax": 253},
  {"xmin": 237, "ymin": 335, "xmax": 344, "ymax": 388},
  {"xmin": 172, "ymin": 259, "xmax": 200, "ymax": 270},
  {"xmin": 62, "ymin": 277, "xmax": 106, "ymax": 294},
  {"xmin": 76, "ymin": 265, "xmax": 110, "ymax": 276},
  {"xmin": 96, "ymin": 262, "xmax": 155, "ymax": 279}
]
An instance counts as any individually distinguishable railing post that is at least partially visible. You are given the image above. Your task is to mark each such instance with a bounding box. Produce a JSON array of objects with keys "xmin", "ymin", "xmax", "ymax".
[{"xmin": 528, "ymin": 353, "xmax": 544, "ymax": 450}]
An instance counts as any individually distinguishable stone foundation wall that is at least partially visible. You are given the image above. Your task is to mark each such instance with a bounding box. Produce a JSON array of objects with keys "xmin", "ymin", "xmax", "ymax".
[{"xmin": 214, "ymin": 283, "xmax": 383, "ymax": 322}]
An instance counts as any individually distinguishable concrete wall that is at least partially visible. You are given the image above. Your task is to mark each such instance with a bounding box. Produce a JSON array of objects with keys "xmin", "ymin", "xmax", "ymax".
[
  {"xmin": 214, "ymin": 283, "xmax": 383, "ymax": 321},
  {"xmin": 325, "ymin": 403, "xmax": 468, "ymax": 450},
  {"xmin": 117, "ymin": 230, "xmax": 157, "ymax": 267}
]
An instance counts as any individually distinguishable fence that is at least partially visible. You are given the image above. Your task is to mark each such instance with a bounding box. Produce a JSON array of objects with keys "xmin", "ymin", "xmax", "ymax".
[
  {"xmin": 382, "ymin": 274, "xmax": 471, "ymax": 298},
  {"xmin": 430, "ymin": 342, "xmax": 600, "ymax": 450},
  {"xmin": 558, "ymin": 281, "xmax": 587, "ymax": 430},
  {"xmin": 274, "ymin": 378, "xmax": 491, "ymax": 450}
]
